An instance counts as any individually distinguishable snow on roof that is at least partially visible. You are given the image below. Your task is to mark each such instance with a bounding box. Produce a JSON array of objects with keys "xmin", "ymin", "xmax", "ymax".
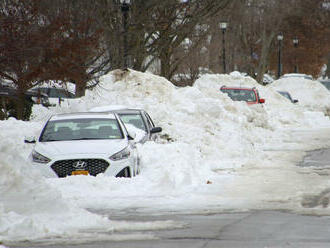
[
  {"xmin": 89, "ymin": 105, "xmax": 129, "ymax": 112},
  {"xmin": 50, "ymin": 112, "xmax": 116, "ymax": 120},
  {"xmin": 281, "ymin": 73, "xmax": 313, "ymax": 80}
]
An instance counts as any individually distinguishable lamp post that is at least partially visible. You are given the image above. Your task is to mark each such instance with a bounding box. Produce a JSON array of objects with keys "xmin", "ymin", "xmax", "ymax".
[
  {"xmin": 120, "ymin": 0, "xmax": 130, "ymax": 69},
  {"xmin": 219, "ymin": 22, "xmax": 228, "ymax": 74},
  {"xmin": 293, "ymin": 37, "xmax": 299, "ymax": 73},
  {"xmin": 277, "ymin": 33, "xmax": 283, "ymax": 79}
]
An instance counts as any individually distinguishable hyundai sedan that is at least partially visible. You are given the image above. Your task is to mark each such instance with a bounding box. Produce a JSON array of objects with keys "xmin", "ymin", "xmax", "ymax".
[{"xmin": 25, "ymin": 112, "xmax": 139, "ymax": 178}]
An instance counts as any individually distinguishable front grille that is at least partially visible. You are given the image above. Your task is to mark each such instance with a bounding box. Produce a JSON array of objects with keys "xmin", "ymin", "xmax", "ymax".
[{"xmin": 51, "ymin": 159, "xmax": 109, "ymax": 177}]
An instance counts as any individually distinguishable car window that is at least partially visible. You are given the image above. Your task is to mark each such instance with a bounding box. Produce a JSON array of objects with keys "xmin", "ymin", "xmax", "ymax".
[
  {"xmin": 118, "ymin": 113, "xmax": 147, "ymax": 131},
  {"xmin": 221, "ymin": 89, "xmax": 257, "ymax": 102},
  {"xmin": 144, "ymin": 112, "xmax": 155, "ymax": 129},
  {"xmin": 278, "ymin": 91, "xmax": 293, "ymax": 101},
  {"xmin": 40, "ymin": 118, "xmax": 123, "ymax": 141}
]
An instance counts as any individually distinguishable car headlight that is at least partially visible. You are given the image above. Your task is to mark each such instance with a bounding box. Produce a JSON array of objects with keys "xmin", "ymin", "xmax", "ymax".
[
  {"xmin": 32, "ymin": 150, "xmax": 51, "ymax": 163},
  {"xmin": 110, "ymin": 147, "xmax": 131, "ymax": 161}
]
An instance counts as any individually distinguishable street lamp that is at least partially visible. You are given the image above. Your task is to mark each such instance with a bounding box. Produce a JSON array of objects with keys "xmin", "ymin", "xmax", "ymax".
[
  {"xmin": 293, "ymin": 37, "xmax": 299, "ymax": 73},
  {"xmin": 120, "ymin": 0, "xmax": 130, "ymax": 69},
  {"xmin": 219, "ymin": 22, "xmax": 228, "ymax": 73},
  {"xmin": 277, "ymin": 33, "xmax": 283, "ymax": 79}
]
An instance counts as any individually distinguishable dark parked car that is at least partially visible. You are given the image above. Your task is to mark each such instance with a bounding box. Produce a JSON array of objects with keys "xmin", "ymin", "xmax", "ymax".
[
  {"xmin": 320, "ymin": 79, "xmax": 330, "ymax": 91},
  {"xmin": 31, "ymin": 87, "xmax": 76, "ymax": 106},
  {"xmin": 90, "ymin": 106, "xmax": 162, "ymax": 143},
  {"xmin": 277, "ymin": 91, "xmax": 298, "ymax": 103},
  {"xmin": 0, "ymin": 86, "xmax": 50, "ymax": 120}
]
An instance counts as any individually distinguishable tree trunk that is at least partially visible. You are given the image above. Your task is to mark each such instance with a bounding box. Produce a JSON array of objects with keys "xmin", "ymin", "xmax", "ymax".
[
  {"xmin": 256, "ymin": 29, "xmax": 275, "ymax": 84},
  {"xmin": 16, "ymin": 90, "xmax": 25, "ymax": 120},
  {"xmin": 160, "ymin": 48, "xmax": 172, "ymax": 80},
  {"xmin": 75, "ymin": 81, "xmax": 87, "ymax": 97}
]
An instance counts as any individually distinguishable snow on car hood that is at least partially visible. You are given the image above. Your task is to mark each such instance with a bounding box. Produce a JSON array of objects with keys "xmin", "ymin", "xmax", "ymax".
[{"xmin": 34, "ymin": 139, "xmax": 128, "ymax": 158}]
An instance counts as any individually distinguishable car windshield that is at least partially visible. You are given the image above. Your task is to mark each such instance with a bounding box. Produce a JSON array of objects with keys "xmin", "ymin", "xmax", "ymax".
[
  {"xmin": 221, "ymin": 89, "xmax": 257, "ymax": 102},
  {"xmin": 118, "ymin": 113, "xmax": 147, "ymax": 131},
  {"xmin": 40, "ymin": 118, "xmax": 123, "ymax": 141}
]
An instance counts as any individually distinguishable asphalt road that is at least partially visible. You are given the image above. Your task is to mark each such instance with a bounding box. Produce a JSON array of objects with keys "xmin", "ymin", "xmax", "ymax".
[
  {"xmin": 11, "ymin": 210, "xmax": 330, "ymax": 248},
  {"xmin": 10, "ymin": 148, "xmax": 330, "ymax": 248}
]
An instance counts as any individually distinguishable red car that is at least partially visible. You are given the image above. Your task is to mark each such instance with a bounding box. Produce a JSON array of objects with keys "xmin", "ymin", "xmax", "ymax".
[{"xmin": 220, "ymin": 86, "xmax": 265, "ymax": 105}]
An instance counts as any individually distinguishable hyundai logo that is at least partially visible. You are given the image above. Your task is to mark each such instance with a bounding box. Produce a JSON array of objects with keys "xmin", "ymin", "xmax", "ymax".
[{"xmin": 72, "ymin": 160, "xmax": 87, "ymax": 169}]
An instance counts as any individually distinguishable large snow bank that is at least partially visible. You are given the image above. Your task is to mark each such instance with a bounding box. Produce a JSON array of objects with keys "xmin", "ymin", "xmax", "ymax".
[
  {"xmin": 2, "ymin": 69, "xmax": 330, "ymax": 244},
  {"xmin": 45, "ymin": 69, "xmax": 330, "ymax": 192}
]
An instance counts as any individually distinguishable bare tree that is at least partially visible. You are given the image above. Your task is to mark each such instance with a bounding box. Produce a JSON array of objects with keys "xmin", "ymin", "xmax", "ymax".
[
  {"xmin": 0, "ymin": 0, "xmax": 105, "ymax": 118},
  {"xmin": 95, "ymin": 0, "xmax": 230, "ymax": 78}
]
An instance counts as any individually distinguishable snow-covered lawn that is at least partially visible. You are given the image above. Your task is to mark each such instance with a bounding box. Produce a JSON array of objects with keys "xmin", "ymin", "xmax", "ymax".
[{"xmin": 1, "ymin": 70, "xmax": 330, "ymax": 244}]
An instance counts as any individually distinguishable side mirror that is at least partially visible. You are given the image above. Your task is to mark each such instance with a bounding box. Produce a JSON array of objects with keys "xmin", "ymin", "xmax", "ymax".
[
  {"xmin": 127, "ymin": 130, "xmax": 136, "ymax": 140},
  {"xmin": 259, "ymin": 98, "xmax": 265, "ymax": 104},
  {"xmin": 24, "ymin": 136, "xmax": 36, "ymax": 144},
  {"xmin": 150, "ymin": 127, "xmax": 162, "ymax": 134},
  {"xmin": 293, "ymin": 99, "xmax": 298, "ymax": 103}
]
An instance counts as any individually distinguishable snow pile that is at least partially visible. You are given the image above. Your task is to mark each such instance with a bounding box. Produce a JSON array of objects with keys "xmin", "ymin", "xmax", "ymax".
[
  {"xmin": 82, "ymin": 71, "xmax": 273, "ymax": 170},
  {"xmin": 43, "ymin": 70, "xmax": 330, "ymax": 195},
  {"xmin": 28, "ymin": 69, "xmax": 330, "ymax": 178},
  {"xmin": 270, "ymin": 77, "xmax": 330, "ymax": 115}
]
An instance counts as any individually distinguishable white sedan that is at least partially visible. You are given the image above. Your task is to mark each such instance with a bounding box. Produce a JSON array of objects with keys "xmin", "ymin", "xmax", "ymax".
[{"xmin": 25, "ymin": 112, "xmax": 139, "ymax": 178}]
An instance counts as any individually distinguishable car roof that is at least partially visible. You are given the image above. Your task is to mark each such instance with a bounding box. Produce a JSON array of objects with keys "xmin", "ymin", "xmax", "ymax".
[
  {"xmin": 49, "ymin": 112, "xmax": 117, "ymax": 121},
  {"xmin": 112, "ymin": 109, "xmax": 143, "ymax": 114},
  {"xmin": 220, "ymin": 86, "xmax": 257, "ymax": 90},
  {"xmin": 90, "ymin": 105, "xmax": 142, "ymax": 114}
]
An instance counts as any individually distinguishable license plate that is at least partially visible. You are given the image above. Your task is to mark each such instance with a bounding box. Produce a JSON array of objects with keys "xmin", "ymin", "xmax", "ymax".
[{"xmin": 71, "ymin": 170, "xmax": 89, "ymax": 176}]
